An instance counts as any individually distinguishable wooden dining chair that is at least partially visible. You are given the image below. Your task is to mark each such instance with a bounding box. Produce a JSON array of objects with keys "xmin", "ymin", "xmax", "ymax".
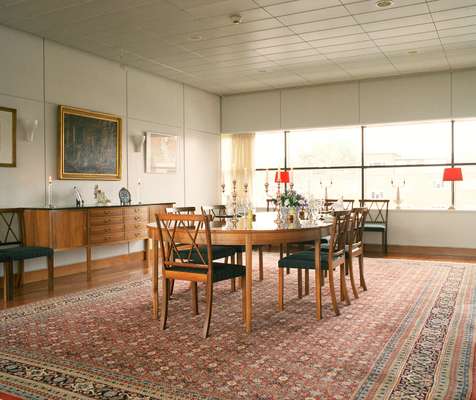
[
  {"xmin": 324, "ymin": 199, "xmax": 355, "ymax": 211},
  {"xmin": 203, "ymin": 205, "xmax": 265, "ymax": 284},
  {"xmin": 359, "ymin": 199, "xmax": 389, "ymax": 254},
  {"xmin": 277, "ymin": 211, "xmax": 351, "ymax": 318},
  {"xmin": 167, "ymin": 206, "xmax": 238, "ymax": 296},
  {"xmin": 0, "ymin": 208, "xmax": 54, "ymax": 302},
  {"xmin": 156, "ymin": 212, "xmax": 246, "ymax": 338},
  {"xmin": 345, "ymin": 207, "xmax": 368, "ymax": 299}
]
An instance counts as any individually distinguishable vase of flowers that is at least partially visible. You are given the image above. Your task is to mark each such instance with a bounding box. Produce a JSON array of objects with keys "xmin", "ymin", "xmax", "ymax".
[{"xmin": 279, "ymin": 190, "xmax": 308, "ymax": 222}]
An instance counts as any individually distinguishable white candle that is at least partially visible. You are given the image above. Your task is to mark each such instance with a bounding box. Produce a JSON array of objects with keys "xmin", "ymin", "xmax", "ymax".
[
  {"xmin": 244, "ymin": 167, "xmax": 248, "ymax": 182},
  {"xmin": 290, "ymin": 168, "xmax": 294, "ymax": 183},
  {"xmin": 277, "ymin": 168, "xmax": 281, "ymax": 183},
  {"xmin": 48, "ymin": 176, "xmax": 52, "ymax": 184},
  {"xmin": 265, "ymin": 169, "xmax": 269, "ymax": 183}
]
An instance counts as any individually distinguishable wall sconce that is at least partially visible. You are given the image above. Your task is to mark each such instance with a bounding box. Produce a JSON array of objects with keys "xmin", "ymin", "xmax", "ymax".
[
  {"xmin": 22, "ymin": 119, "xmax": 39, "ymax": 143},
  {"xmin": 132, "ymin": 134, "xmax": 145, "ymax": 153}
]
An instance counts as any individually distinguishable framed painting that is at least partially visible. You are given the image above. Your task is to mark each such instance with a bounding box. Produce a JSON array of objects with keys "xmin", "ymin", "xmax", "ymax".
[
  {"xmin": 58, "ymin": 105, "xmax": 122, "ymax": 180},
  {"xmin": 145, "ymin": 132, "xmax": 178, "ymax": 173},
  {"xmin": 0, "ymin": 106, "xmax": 16, "ymax": 168}
]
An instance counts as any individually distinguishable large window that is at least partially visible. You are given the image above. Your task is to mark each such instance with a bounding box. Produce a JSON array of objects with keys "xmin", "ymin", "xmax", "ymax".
[{"xmin": 221, "ymin": 119, "xmax": 476, "ymax": 210}]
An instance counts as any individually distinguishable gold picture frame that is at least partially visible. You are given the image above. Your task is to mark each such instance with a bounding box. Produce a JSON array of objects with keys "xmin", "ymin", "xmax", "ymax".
[
  {"xmin": 0, "ymin": 106, "xmax": 16, "ymax": 168},
  {"xmin": 58, "ymin": 105, "xmax": 122, "ymax": 180}
]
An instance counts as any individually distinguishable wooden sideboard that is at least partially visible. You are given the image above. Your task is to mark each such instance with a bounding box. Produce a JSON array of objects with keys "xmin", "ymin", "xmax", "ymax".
[{"xmin": 23, "ymin": 203, "xmax": 173, "ymax": 280}]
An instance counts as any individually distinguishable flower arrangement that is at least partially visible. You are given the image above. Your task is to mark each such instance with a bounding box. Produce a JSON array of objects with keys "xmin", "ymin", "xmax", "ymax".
[{"xmin": 279, "ymin": 190, "xmax": 308, "ymax": 209}]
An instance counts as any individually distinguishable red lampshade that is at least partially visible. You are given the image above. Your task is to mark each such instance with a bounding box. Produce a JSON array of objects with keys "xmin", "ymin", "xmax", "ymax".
[
  {"xmin": 443, "ymin": 167, "xmax": 463, "ymax": 182},
  {"xmin": 275, "ymin": 170, "xmax": 290, "ymax": 184}
]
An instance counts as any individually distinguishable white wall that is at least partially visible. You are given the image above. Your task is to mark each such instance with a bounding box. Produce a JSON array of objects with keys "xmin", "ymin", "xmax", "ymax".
[
  {"xmin": 222, "ymin": 68, "xmax": 476, "ymax": 249},
  {"xmin": 0, "ymin": 24, "xmax": 221, "ymax": 271}
]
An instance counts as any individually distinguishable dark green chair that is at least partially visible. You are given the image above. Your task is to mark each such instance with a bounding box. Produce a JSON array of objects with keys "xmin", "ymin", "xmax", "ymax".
[
  {"xmin": 0, "ymin": 208, "xmax": 55, "ymax": 303},
  {"xmin": 277, "ymin": 211, "xmax": 351, "ymax": 319},
  {"xmin": 359, "ymin": 200, "xmax": 389, "ymax": 254},
  {"xmin": 156, "ymin": 212, "xmax": 246, "ymax": 338}
]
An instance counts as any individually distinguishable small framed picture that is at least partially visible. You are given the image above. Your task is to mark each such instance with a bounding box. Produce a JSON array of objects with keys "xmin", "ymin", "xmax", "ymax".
[
  {"xmin": 0, "ymin": 106, "xmax": 16, "ymax": 167},
  {"xmin": 145, "ymin": 132, "xmax": 178, "ymax": 173}
]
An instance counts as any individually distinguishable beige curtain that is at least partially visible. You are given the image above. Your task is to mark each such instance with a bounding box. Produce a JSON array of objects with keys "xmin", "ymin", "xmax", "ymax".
[{"xmin": 221, "ymin": 133, "xmax": 255, "ymax": 205}]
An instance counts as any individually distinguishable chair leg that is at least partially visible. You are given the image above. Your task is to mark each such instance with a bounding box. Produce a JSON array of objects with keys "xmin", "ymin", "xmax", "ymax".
[
  {"xmin": 384, "ymin": 230, "xmax": 388, "ymax": 254},
  {"xmin": 340, "ymin": 264, "xmax": 351, "ymax": 306},
  {"xmin": 3, "ymin": 261, "xmax": 13, "ymax": 306},
  {"xmin": 286, "ymin": 244, "xmax": 290, "ymax": 275},
  {"xmin": 359, "ymin": 255, "xmax": 367, "ymax": 291},
  {"xmin": 304, "ymin": 270, "xmax": 310, "ymax": 296},
  {"xmin": 241, "ymin": 276, "xmax": 246, "ymax": 323},
  {"xmin": 191, "ymin": 282, "xmax": 198, "ymax": 315},
  {"xmin": 16, "ymin": 260, "xmax": 24, "ymax": 288},
  {"xmin": 347, "ymin": 255, "xmax": 359, "ymax": 299},
  {"xmin": 160, "ymin": 278, "xmax": 169, "ymax": 330},
  {"xmin": 278, "ymin": 267, "xmax": 284, "ymax": 311},
  {"xmin": 258, "ymin": 246, "xmax": 264, "ymax": 281},
  {"xmin": 227, "ymin": 256, "xmax": 236, "ymax": 292},
  {"xmin": 47, "ymin": 255, "xmax": 54, "ymax": 292},
  {"xmin": 328, "ymin": 268, "xmax": 340, "ymax": 316},
  {"xmin": 297, "ymin": 269, "xmax": 303, "ymax": 299},
  {"xmin": 202, "ymin": 281, "xmax": 213, "ymax": 338},
  {"xmin": 169, "ymin": 279, "xmax": 175, "ymax": 299}
]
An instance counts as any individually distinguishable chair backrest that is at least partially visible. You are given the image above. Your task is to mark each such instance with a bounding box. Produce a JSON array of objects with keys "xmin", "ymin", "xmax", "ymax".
[
  {"xmin": 156, "ymin": 212, "xmax": 213, "ymax": 278},
  {"xmin": 166, "ymin": 206, "xmax": 196, "ymax": 227},
  {"xmin": 359, "ymin": 200, "xmax": 389, "ymax": 225},
  {"xmin": 348, "ymin": 207, "xmax": 368, "ymax": 248},
  {"xmin": 0, "ymin": 208, "xmax": 23, "ymax": 248},
  {"xmin": 327, "ymin": 210, "xmax": 350, "ymax": 259},
  {"xmin": 324, "ymin": 199, "xmax": 354, "ymax": 211},
  {"xmin": 202, "ymin": 205, "xmax": 227, "ymax": 222}
]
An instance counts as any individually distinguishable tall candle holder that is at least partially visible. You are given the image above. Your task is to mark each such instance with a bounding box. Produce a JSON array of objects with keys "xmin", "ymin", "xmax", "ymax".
[
  {"xmin": 274, "ymin": 181, "xmax": 282, "ymax": 225},
  {"xmin": 231, "ymin": 179, "xmax": 238, "ymax": 226},
  {"xmin": 47, "ymin": 176, "xmax": 54, "ymax": 208},
  {"xmin": 391, "ymin": 178, "xmax": 405, "ymax": 209},
  {"xmin": 137, "ymin": 178, "xmax": 142, "ymax": 204},
  {"xmin": 320, "ymin": 179, "xmax": 333, "ymax": 201}
]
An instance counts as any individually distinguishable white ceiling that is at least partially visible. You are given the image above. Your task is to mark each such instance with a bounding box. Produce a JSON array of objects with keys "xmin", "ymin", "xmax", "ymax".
[{"xmin": 1, "ymin": 0, "xmax": 476, "ymax": 95}]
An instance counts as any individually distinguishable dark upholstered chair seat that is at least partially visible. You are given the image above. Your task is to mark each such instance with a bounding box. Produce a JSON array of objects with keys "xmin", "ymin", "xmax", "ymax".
[
  {"xmin": 0, "ymin": 252, "xmax": 12, "ymax": 262},
  {"xmin": 167, "ymin": 262, "xmax": 245, "ymax": 283},
  {"xmin": 177, "ymin": 245, "xmax": 236, "ymax": 263},
  {"xmin": 0, "ymin": 246, "xmax": 53, "ymax": 261},
  {"xmin": 278, "ymin": 250, "xmax": 339, "ymax": 270},
  {"xmin": 363, "ymin": 222, "xmax": 386, "ymax": 232}
]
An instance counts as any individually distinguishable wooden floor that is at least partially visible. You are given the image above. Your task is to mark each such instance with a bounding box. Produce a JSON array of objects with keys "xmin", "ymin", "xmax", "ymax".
[{"xmin": 2, "ymin": 250, "xmax": 475, "ymax": 310}]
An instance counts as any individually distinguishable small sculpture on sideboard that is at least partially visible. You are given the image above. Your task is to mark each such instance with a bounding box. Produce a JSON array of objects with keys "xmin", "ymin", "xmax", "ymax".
[
  {"xmin": 73, "ymin": 186, "xmax": 85, "ymax": 207},
  {"xmin": 118, "ymin": 187, "xmax": 131, "ymax": 206},
  {"xmin": 94, "ymin": 184, "xmax": 111, "ymax": 206}
]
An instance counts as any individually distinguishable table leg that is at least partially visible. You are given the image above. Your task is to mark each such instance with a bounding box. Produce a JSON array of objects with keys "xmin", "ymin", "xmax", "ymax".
[
  {"xmin": 314, "ymin": 239, "xmax": 322, "ymax": 320},
  {"xmin": 152, "ymin": 239, "xmax": 159, "ymax": 319},
  {"xmin": 245, "ymin": 236, "xmax": 253, "ymax": 333}
]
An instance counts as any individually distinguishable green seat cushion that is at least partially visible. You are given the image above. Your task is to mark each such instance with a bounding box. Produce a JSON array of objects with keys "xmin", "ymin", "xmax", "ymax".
[
  {"xmin": 167, "ymin": 262, "xmax": 245, "ymax": 283},
  {"xmin": 0, "ymin": 246, "xmax": 53, "ymax": 261},
  {"xmin": 0, "ymin": 252, "xmax": 12, "ymax": 262},
  {"xmin": 278, "ymin": 251, "xmax": 337, "ymax": 270},
  {"xmin": 177, "ymin": 245, "xmax": 236, "ymax": 263},
  {"xmin": 363, "ymin": 223, "xmax": 386, "ymax": 232}
]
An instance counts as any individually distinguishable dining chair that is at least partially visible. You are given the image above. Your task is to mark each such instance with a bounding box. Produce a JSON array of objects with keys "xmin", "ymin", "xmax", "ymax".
[
  {"xmin": 324, "ymin": 199, "xmax": 355, "ymax": 211},
  {"xmin": 0, "ymin": 208, "xmax": 54, "ymax": 302},
  {"xmin": 203, "ymin": 205, "xmax": 265, "ymax": 284},
  {"xmin": 359, "ymin": 200, "xmax": 389, "ymax": 254},
  {"xmin": 345, "ymin": 207, "xmax": 368, "ymax": 299},
  {"xmin": 156, "ymin": 212, "xmax": 246, "ymax": 338},
  {"xmin": 277, "ymin": 211, "xmax": 351, "ymax": 318},
  {"xmin": 167, "ymin": 206, "xmax": 238, "ymax": 296}
]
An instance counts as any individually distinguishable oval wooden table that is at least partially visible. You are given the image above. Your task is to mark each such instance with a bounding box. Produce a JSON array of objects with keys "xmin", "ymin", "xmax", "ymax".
[{"xmin": 147, "ymin": 212, "xmax": 332, "ymax": 334}]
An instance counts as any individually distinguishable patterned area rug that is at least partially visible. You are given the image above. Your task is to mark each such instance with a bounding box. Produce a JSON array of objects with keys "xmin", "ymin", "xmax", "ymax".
[{"xmin": 1, "ymin": 255, "xmax": 475, "ymax": 399}]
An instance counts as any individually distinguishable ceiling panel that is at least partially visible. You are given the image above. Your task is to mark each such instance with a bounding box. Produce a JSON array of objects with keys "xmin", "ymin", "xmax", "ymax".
[{"xmin": 0, "ymin": 0, "xmax": 475, "ymax": 94}]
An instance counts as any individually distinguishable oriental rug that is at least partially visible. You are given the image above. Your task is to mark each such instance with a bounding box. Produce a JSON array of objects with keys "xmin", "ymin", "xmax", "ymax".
[{"xmin": 1, "ymin": 256, "xmax": 475, "ymax": 399}]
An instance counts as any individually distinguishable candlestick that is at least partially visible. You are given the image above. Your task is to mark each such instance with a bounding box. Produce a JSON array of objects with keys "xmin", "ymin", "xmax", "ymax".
[
  {"xmin": 274, "ymin": 181, "xmax": 282, "ymax": 225},
  {"xmin": 231, "ymin": 179, "xmax": 238, "ymax": 226},
  {"xmin": 47, "ymin": 176, "xmax": 53, "ymax": 208}
]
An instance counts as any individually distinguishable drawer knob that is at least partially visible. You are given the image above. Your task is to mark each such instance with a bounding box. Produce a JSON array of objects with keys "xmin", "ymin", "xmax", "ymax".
[{"xmin": 135, "ymin": 216, "xmax": 140, "ymax": 220}]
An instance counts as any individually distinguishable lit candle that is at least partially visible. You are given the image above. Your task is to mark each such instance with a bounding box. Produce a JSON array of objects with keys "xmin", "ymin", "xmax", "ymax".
[
  {"xmin": 265, "ymin": 169, "xmax": 269, "ymax": 183},
  {"xmin": 48, "ymin": 176, "xmax": 52, "ymax": 184},
  {"xmin": 277, "ymin": 168, "xmax": 281, "ymax": 183}
]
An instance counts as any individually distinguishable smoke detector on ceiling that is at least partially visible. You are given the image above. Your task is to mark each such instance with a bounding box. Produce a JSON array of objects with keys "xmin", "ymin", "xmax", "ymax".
[
  {"xmin": 376, "ymin": 0, "xmax": 393, "ymax": 7},
  {"xmin": 230, "ymin": 14, "xmax": 242, "ymax": 24}
]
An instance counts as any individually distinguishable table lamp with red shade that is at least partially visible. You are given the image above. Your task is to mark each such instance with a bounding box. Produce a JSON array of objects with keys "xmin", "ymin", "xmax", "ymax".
[
  {"xmin": 443, "ymin": 167, "xmax": 463, "ymax": 210},
  {"xmin": 275, "ymin": 170, "xmax": 290, "ymax": 184}
]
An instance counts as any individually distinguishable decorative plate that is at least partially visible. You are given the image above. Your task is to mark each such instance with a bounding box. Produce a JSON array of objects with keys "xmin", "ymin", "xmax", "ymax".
[{"xmin": 118, "ymin": 187, "xmax": 131, "ymax": 205}]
